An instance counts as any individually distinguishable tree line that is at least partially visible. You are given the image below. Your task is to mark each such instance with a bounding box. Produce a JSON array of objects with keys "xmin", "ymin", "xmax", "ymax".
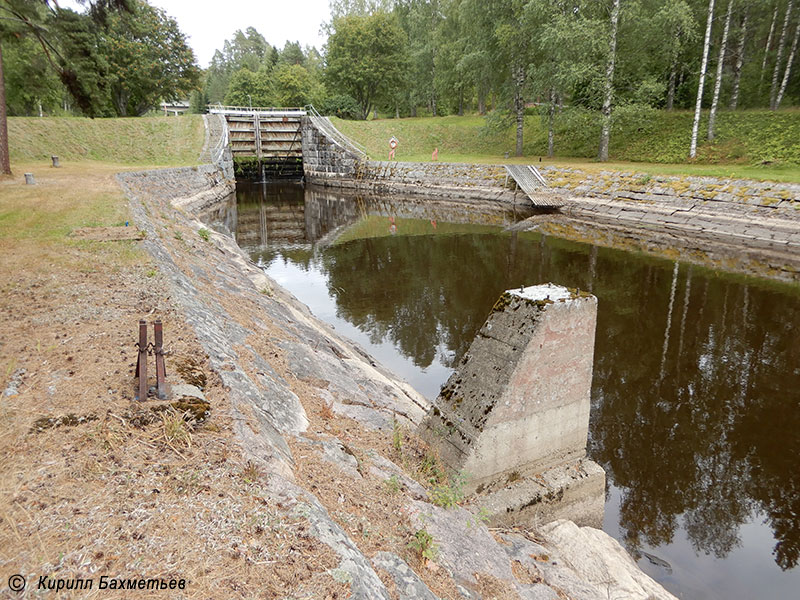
[
  {"xmin": 204, "ymin": 0, "xmax": 799, "ymax": 160},
  {"xmin": 1, "ymin": 0, "xmax": 198, "ymax": 118},
  {"xmin": 2, "ymin": 0, "xmax": 799, "ymax": 169}
]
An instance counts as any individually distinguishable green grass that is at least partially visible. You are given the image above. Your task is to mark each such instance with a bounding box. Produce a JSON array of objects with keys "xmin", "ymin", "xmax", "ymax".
[
  {"xmin": 333, "ymin": 114, "xmax": 492, "ymax": 162},
  {"xmin": 0, "ymin": 164, "xmax": 126, "ymax": 242},
  {"xmin": 8, "ymin": 115, "xmax": 205, "ymax": 166},
  {"xmin": 332, "ymin": 108, "xmax": 800, "ymax": 183},
  {"xmin": 0, "ymin": 163, "xmax": 148, "ymax": 274}
]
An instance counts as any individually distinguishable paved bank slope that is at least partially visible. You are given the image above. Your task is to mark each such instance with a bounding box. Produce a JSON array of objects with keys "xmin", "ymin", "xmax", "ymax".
[
  {"xmin": 117, "ymin": 163, "xmax": 678, "ymax": 600},
  {"xmin": 542, "ymin": 167, "xmax": 800, "ymax": 282}
]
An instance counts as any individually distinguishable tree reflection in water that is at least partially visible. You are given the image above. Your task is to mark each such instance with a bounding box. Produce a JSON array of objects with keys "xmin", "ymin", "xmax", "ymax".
[{"xmin": 232, "ymin": 183, "xmax": 800, "ymax": 588}]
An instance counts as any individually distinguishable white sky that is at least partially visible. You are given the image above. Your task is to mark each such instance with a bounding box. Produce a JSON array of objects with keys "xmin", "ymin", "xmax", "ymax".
[{"xmin": 64, "ymin": 0, "xmax": 332, "ymax": 68}]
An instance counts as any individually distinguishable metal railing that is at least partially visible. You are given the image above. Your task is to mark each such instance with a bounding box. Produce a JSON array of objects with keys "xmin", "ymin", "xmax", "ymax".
[
  {"xmin": 208, "ymin": 104, "xmax": 307, "ymax": 116},
  {"xmin": 305, "ymin": 104, "xmax": 368, "ymax": 160}
]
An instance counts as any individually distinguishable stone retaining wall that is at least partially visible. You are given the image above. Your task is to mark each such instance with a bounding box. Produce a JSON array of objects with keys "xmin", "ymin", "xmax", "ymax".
[
  {"xmin": 301, "ymin": 116, "xmax": 800, "ymax": 279},
  {"xmin": 308, "ymin": 158, "xmax": 562, "ymax": 205},
  {"xmin": 545, "ymin": 166, "xmax": 800, "ymax": 245},
  {"xmin": 543, "ymin": 166, "xmax": 800, "ymax": 209},
  {"xmin": 302, "ymin": 117, "xmax": 550, "ymax": 205},
  {"xmin": 301, "ymin": 117, "xmax": 361, "ymax": 178},
  {"xmin": 199, "ymin": 113, "xmax": 235, "ymax": 180},
  {"xmin": 529, "ymin": 166, "xmax": 800, "ymax": 281},
  {"xmin": 300, "ymin": 119, "xmax": 800, "ymax": 268}
]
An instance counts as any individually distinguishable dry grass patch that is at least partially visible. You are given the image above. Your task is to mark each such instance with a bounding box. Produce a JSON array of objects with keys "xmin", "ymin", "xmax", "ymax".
[
  {"xmin": 474, "ymin": 572, "xmax": 520, "ymax": 599},
  {"xmin": 0, "ymin": 165, "xmax": 347, "ymax": 599}
]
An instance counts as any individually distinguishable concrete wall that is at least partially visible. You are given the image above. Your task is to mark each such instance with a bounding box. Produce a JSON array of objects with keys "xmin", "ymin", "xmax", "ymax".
[
  {"xmin": 117, "ymin": 164, "xmax": 233, "ymax": 206},
  {"xmin": 419, "ymin": 283, "xmax": 605, "ymax": 526},
  {"xmin": 420, "ymin": 284, "xmax": 598, "ymax": 488},
  {"xmin": 301, "ymin": 117, "xmax": 554, "ymax": 206}
]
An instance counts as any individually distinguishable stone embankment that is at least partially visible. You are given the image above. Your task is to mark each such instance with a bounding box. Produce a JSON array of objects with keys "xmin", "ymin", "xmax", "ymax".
[
  {"xmin": 118, "ymin": 160, "xmax": 677, "ymax": 600},
  {"xmin": 541, "ymin": 166, "xmax": 800, "ymax": 281},
  {"xmin": 302, "ymin": 116, "xmax": 800, "ymax": 281},
  {"xmin": 302, "ymin": 119, "xmax": 556, "ymax": 207}
]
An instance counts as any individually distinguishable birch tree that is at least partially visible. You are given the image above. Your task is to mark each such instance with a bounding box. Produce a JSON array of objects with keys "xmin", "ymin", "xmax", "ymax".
[
  {"xmin": 775, "ymin": 19, "xmax": 800, "ymax": 107},
  {"xmin": 598, "ymin": 0, "xmax": 621, "ymax": 162},
  {"xmin": 730, "ymin": 5, "xmax": 749, "ymax": 109},
  {"xmin": 770, "ymin": 0, "xmax": 794, "ymax": 109},
  {"xmin": 708, "ymin": 0, "xmax": 733, "ymax": 140},
  {"xmin": 512, "ymin": 64, "xmax": 525, "ymax": 156},
  {"xmin": 547, "ymin": 89, "xmax": 556, "ymax": 157},
  {"xmin": 760, "ymin": 1, "xmax": 779, "ymax": 87},
  {"xmin": 690, "ymin": 0, "xmax": 715, "ymax": 159}
]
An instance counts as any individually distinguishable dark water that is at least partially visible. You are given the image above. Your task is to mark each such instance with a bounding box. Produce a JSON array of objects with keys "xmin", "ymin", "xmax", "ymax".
[{"xmin": 210, "ymin": 181, "xmax": 800, "ymax": 600}]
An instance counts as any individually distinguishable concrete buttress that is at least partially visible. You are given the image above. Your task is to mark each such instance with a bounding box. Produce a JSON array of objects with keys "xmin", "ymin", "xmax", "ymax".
[{"xmin": 419, "ymin": 283, "xmax": 606, "ymax": 527}]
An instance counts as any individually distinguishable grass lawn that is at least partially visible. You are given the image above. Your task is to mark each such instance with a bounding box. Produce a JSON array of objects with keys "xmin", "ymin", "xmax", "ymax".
[
  {"xmin": 0, "ymin": 162, "xmax": 146, "ymax": 273},
  {"xmin": 7, "ymin": 115, "xmax": 204, "ymax": 166},
  {"xmin": 332, "ymin": 112, "xmax": 800, "ymax": 183}
]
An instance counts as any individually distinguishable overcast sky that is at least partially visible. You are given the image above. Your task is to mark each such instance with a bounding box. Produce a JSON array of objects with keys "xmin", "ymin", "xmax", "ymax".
[{"xmin": 66, "ymin": 0, "xmax": 332, "ymax": 68}]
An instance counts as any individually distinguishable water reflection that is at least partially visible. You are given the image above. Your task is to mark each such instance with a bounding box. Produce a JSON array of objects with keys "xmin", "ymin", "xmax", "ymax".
[
  {"xmin": 591, "ymin": 261, "xmax": 800, "ymax": 573},
  {"xmin": 212, "ymin": 182, "xmax": 535, "ymax": 256},
  {"xmin": 223, "ymin": 182, "xmax": 800, "ymax": 599}
]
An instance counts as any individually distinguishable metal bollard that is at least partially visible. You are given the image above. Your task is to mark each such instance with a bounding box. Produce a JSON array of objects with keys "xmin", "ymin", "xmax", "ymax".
[
  {"xmin": 153, "ymin": 319, "xmax": 167, "ymax": 400},
  {"xmin": 135, "ymin": 320, "xmax": 148, "ymax": 401},
  {"xmin": 24, "ymin": 173, "xmax": 35, "ymax": 185}
]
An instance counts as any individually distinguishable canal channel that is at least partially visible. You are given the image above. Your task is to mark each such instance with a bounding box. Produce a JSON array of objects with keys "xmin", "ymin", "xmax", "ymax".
[{"xmin": 204, "ymin": 180, "xmax": 800, "ymax": 600}]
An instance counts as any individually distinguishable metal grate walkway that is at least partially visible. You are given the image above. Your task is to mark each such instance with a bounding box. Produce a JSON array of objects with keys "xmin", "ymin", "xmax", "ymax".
[{"xmin": 504, "ymin": 164, "xmax": 563, "ymax": 207}]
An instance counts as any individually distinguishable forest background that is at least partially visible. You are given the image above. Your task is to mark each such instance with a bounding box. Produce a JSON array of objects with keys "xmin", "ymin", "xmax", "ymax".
[{"xmin": 2, "ymin": 0, "xmax": 800, "ymax": 167}]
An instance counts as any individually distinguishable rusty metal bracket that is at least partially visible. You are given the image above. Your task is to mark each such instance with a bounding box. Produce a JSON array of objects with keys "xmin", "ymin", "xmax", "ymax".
[
  {"xmin": 135, "ymin": 320, "xmax": 148, "ymax": 401},
  {"xmin": 134, "ymin": 319, "xmax": 170, "ymax": 401},
  {"xmin": 153, "ymin": 319, "xmax": 167, "ymax": 400}
]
